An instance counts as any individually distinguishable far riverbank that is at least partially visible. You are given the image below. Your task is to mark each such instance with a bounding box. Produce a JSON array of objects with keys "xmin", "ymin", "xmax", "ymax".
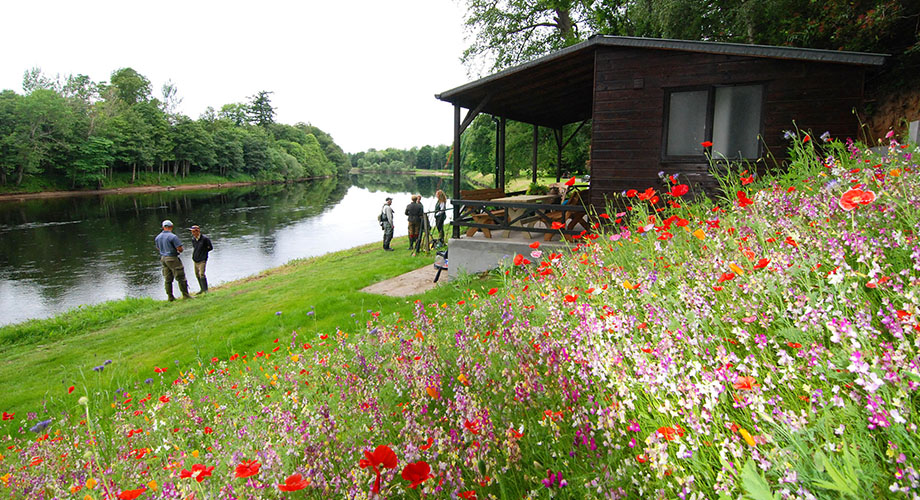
[{"xmin": 0, "ymin": 177, "xmax": 328, "ymax": 203}]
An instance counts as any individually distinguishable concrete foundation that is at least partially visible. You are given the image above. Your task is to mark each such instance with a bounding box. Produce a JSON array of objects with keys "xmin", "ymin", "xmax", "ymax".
[{"xmin": 446, "ymin": 232, "xmax": 571, "ymax": 281}]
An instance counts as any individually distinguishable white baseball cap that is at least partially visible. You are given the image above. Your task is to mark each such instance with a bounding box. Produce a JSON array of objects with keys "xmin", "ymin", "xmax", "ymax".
[{"xmin": 162, "ymin": 220, "xmax": 174, "ymax": 227}]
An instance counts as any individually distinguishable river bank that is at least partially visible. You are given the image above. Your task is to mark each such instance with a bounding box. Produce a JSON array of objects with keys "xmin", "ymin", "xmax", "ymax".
[
  {"xmin": 0, "ymin": 176, "xmax": 328, "ymax": 203},
  {"xmin": 0, "ymin": 237, "xmax": 490, "ymax": 414}
]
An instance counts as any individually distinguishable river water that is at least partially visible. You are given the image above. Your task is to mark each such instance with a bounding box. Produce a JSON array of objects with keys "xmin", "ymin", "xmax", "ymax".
[{"xmin": 0, "ymin": 174, "xmax": 464, "ymax": 326}]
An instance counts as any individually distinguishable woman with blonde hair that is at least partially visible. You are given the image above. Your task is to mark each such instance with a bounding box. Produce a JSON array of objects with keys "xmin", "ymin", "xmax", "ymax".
[{"xmin": 434, "ymin": 190, "xmax": 448, "ymax": 246}]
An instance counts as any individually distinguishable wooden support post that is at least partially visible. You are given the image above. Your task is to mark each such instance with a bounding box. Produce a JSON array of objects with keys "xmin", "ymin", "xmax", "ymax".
[
  {"xmin": 494, "ymin": 117, "xmax": 500, "ymax": 189},
  {"xmin": 531, "ymin": 124, "xmax": 538, "ymax": 184},
  {"xmin": 499, "ymin": 117, "xmax": 506, "ymax": 190},
  {"xmin": 452, "ymin": 104, "xmax": 461, "ymax": 239},
  {"xmin": 554, "ymin": 128, "xmax": 563, "ymax": 182}
]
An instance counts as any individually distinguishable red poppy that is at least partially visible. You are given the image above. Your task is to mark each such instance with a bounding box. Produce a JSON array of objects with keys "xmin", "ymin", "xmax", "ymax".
[
  {"xmin": 153, "ymin": 367, "xmax": 167, "ymax": 373},
  {"xmin": 803, "ymin": 134, "xmax": 810, "ymax": 143},
  {"xmin": 1, "ymin": 412, "xmax": 13, "ymax": 420},
  {"xmin": 753, "ymin": 258, "xmax": 769, "ymax": 270},
  {"xmin": 235, "ymin": 460, "xmax": 260, "ymax": 478},
  {"xmin": 564, "ymin": 294, "xmax": 577, "ymax": 303},
  {"xmin": 733, "ymin": 376, "xmax": 759, "ymax": 391},
  {"xmin": 68, "ymin": 386, "xmax": 75, "ymax": 394},
  {"xmin": 637, "ymin": 187, "xmax": 655, "ymax": 201},
  {"xmin": 179, "ymin": 464, "xmax": 214, "ymax": 482},
  {"xmin": 718, "ymin": 272, "xmax": 735, "ymax": 283},
  {"xmin": 564, "ymin": 176, "xmax": 576, "ymax": 186},
  {"xmin": 117, "ymin": 487, "xmax": 146, "ymax": 500},
  {"xmin": 626, "ymin": 189, "xmax": 638, "ymax": 198},
  {"xmin": 487, "ymin": 288, "xmax": 498, "ymax": 295},
  {"xmin": 657, "ymin": 426, "xmax": 685, "ymax": 441},
  {"xmin": 203, "ymin": 427, "xmax": 213, "ymax": 434},
  {"xmin": 736, "ymin": 191, "xmax": 754, "ymax": 208},
  {"xmin": 636, "ymin": 454, "xmax": 648, "ymax": 463},
  {"xmin": 464, "ymin": 418, "xmax": 481, "ymax": 435},
  {"xmin": 701, "ymin": 141, "xmax": 713, "ymax": 148},
  {"xmin": 529, "ymin": 241, "xmax": 540, "ymax": 249},
  {"xmin": 159, "ymin": 396, "xmax": 170, "ymax": 403},
  {"xmin": 669, "ymin": 184, "xmax": 689, "ymax": 197},
  {"xmin": 787, "ymin": 342, "xmax": 802, "ymax": 349},
  {"xmin": 359, "ymin": 445, "xmax": 398, "ymax": 494},
  {"xmin": 838, "ymin": 188, "xmax": 876, "ymax": 211},
  {"xmin": 401, "ymin": 460, "xmax": 433, "ymax": 489},
  {"xmin": 741, "ymin": 175, "xmax": 754, "ymax": 185},
  {"xmin": 459, "ymin": 491, "xmax": 478, "ymax": 500},
  {"xmin": 420, "ymin": 437, "xmax": 434, "ymax": 450},
  {"xmin": 278, "ymin": 473, "xmax": 310, "ymax": 492},
  {"xmin": 551, "ymin": 222, "xmax": 565, "ymax": 230},
  {"xmin": 513, "ymin": 254, "xmax": 524, "ymax": 266},
  {"xmin": 598, "ymin": 213, "xmax": 610, "ymax": 219}
]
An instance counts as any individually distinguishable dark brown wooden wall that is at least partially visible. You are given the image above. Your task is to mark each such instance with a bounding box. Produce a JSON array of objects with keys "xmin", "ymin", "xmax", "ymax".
[{"xmin": 588, "ymin": 47, "xmax": 866, "ymax": 208}]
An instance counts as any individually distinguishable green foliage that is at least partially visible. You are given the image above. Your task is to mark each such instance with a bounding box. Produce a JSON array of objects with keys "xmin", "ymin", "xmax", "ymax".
[
  {"xmin": 0, "ymin": 68, "xmax": 347, "ymax": 189},
  {"xmin": 463, "ymin": 0, "xmax": 920, "ymax": 76},
  {"xmin": 248, "ymin": 90, "xmax": 275, "ymax": 127},
  {"xmin": 741, "ymin": 459, "xmax": 780, "ymax": 500}
]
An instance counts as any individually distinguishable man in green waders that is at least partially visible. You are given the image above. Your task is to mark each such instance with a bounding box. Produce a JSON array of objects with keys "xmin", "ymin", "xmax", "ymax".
[{"xmin": 154, "ymin": 219, "xmax": 192, "ymax": 301}]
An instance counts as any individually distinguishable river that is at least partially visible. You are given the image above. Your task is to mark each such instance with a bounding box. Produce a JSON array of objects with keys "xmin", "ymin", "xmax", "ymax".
[{"xmin": 0, "ymin": 174, "xmax": 466, "ymax": 326}]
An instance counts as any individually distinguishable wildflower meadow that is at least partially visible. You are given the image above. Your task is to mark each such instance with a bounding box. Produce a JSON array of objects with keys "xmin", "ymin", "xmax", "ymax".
[{"xmin": 1, "ymin": 131, "xmax": 919, "ymax": 499}]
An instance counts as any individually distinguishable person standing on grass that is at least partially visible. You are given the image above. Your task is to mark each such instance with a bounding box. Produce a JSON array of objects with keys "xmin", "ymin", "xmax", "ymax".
[
  {"xmin": 405, "ymin": 194, "xmax": 424, "ymax": 250},
  {"xmin": 434, "ymin": 189, "xmax": 448, "ymax": 246},
  {"xmin": 154, "ymin": 220, "xmax": 191, "ymax": 301},
  {"xmin": 189, "ymin": 225, "xmax": 213, "ymax": 293},
  {"xmin": 381, "ymin": 197, "xmax": 395, "ymax": 251}
]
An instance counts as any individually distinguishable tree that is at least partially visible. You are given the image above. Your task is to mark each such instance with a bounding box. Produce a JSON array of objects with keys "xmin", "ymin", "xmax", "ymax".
[
  {"xmin": 462, "ymin": 0, "xmax": 611, "ymax": 73},
  {"xmin": 22, "ymin": 67, "xmax": 60, "ymax": 94},
  {"xmin": 416, "ymin": 145, "xmax": 433, "ymax": 170},
  {"xmin": 70, "ymin": 136, "xmax": 114, "ymax": 188},
  {"xmin": 160, "ymin": 80, "xmax": 183, "ymax": 122},
  {"xmin": 107, "ymin": 68, "xmax": 152, "ymax": 105},
  {"xmin": 219, "ymin": 103, "xmax": 250, "ymax": 126},
  {"xmin": 248, "ymin": 90, "xmax": 275, "ymax": 127},
  {"xmin": 3, "ymin": 89, "xmax": 76, "ymax": 185}
]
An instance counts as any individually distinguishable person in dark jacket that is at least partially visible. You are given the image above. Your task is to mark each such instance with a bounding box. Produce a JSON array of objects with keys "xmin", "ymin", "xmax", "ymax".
[
  {"xmin": 189, "ymin": 225, "xmax": 213, "ymax": 293},
  {"xmin": 405, "ymin": 195, "xmax": 424, "ymax": 250}
]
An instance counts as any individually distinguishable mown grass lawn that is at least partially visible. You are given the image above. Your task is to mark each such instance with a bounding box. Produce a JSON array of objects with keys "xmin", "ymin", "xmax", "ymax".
[{"xmin": 0, "ymin": 236, "xmax": 487, "ymax": 415}]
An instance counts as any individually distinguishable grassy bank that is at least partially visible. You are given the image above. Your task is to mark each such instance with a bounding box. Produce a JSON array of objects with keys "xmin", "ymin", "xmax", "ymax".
[
  {"xmin": 464, "ymin": 172, "xmax": 561, "ymax": 192},
  {"xmin": 0, "ymin": 236, "xmax": 486, "ymax": 415},
  {"xmin": 0, "ymin": 172, "xmax": 263, "ymax": 195}
]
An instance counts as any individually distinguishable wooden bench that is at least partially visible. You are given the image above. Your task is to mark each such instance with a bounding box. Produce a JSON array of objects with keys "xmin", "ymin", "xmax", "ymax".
[
  {"xmin": 535, "ymin": 189, "xmax": 587, "ymax": 241},
  {"xmin": 458, "ymin": 188, "xmax": 506, "ymax": 238}
]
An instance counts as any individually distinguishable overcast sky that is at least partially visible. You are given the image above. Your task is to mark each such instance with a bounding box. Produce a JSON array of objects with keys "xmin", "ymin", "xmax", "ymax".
[{"xmin": 0, "ymin": 0, "xmax": 473, "ymax": 153}]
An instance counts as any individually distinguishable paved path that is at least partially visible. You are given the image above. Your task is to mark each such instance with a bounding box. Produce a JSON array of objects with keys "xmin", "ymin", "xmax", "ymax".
[{"xmin": 360, "ymin": 264, "xmax": 443, "ymax": 297}]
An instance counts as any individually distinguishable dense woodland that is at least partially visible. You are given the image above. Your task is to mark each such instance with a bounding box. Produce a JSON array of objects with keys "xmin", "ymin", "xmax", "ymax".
[{"xmin": 0, "ymin": 68, "xmax": 349, "ymax": 189}]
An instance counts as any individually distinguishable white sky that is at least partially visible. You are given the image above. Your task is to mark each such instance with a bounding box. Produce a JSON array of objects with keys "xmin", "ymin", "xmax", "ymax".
[{"xmin": 0, "ymin": 0, "xmax": 473, "ymax": 153}]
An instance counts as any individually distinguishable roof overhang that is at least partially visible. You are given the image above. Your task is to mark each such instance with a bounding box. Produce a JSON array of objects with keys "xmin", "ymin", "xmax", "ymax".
[{"xmin": 436, "ymin": 36, "xmax": 887, "ymax": 128}]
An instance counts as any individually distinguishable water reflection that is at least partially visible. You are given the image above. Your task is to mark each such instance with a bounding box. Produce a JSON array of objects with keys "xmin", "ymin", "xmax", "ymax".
[{"xmin": 0, "ymin": 174, "xmax": 464, "ymax": 325}]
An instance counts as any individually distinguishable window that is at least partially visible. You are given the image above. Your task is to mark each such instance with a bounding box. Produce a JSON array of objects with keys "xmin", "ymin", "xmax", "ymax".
[{"xmin": 664, "ymin": 84, "xmax": 764, "ymax": 159}]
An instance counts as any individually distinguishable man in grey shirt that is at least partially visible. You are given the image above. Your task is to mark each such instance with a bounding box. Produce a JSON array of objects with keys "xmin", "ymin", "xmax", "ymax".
[
  {"xmin": 381, "ymin": 197, "xmax": 395, "ymax": 251},
  {"xmin": 154, "ymin": 219, "xmax": 192, "ymax": 301}
]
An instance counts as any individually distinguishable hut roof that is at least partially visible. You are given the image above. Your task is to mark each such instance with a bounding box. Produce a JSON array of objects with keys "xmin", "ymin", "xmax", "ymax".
[{"xmin": 436, "ymin": 36, "xmax": 886, "ymax": 129}]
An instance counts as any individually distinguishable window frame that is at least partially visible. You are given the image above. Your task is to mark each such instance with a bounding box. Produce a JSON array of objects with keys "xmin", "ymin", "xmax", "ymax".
[{"xmin": 661, "ymin": 83, "xmax": 767, "ymax": 162}]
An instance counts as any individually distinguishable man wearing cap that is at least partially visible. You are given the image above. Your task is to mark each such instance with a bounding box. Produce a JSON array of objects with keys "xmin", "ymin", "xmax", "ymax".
[
  {"xmin": 189, "ymin": 225, "xmax": 213, "ymax": 293},
  {"xmin": 380, "ymin": 197, "xmax": 395, "ymax": 251},
  {"xmin": 154, "ymin": 220, "xmax": 192, "ymax": 301}
]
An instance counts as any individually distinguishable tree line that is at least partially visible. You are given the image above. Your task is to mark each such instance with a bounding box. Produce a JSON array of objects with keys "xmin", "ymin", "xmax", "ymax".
[
  {"xmin": 0, "ymin": 68, "xmax": 349, "ymax": 189},
  {"xmin": 348, "ymin": 145, "xmax": 452, "ymax": 172}
]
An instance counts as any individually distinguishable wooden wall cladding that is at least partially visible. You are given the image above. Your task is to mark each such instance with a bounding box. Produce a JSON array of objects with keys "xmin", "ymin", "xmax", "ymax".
[{"xmin": 588, "ymin": 47, "xmax": 866, "ymax": 207}]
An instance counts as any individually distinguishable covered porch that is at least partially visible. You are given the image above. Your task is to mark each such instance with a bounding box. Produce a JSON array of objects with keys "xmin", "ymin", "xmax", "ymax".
[{"xmin": 436, "ymin": 40, "xmax": 597, "ymax": 243}]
